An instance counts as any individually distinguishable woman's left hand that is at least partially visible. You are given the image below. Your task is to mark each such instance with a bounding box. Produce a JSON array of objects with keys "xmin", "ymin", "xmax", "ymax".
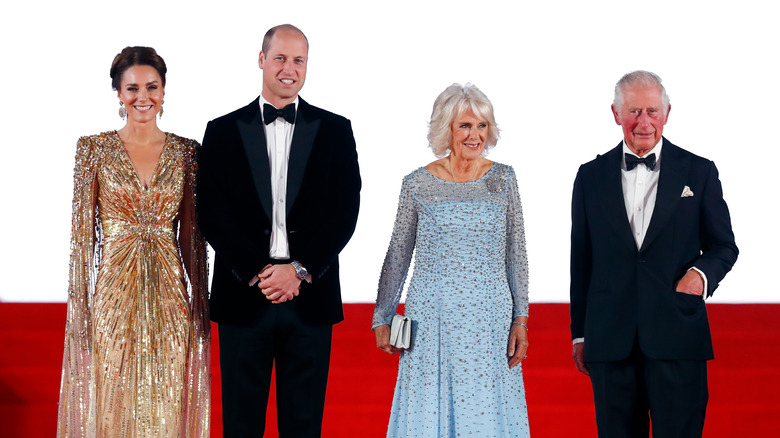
[{"xmin": 507, "ymin": 317, "xmax": 529, "ymax": 369}]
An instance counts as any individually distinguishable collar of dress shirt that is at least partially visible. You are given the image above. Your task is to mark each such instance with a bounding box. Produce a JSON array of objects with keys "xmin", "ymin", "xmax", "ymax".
[
  {"xmin": 259, "ymin": 95, "xmax": 299, "ymax": 124},
  {"xmin": 622, "ymin": 139, "xmax": 663, "ymax": 170}
]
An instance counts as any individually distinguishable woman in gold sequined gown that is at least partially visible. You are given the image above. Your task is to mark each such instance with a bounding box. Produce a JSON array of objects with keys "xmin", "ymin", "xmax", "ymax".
[{"xmin": 57, "ymin": 47, "xmax": 210, "ymax": 437}]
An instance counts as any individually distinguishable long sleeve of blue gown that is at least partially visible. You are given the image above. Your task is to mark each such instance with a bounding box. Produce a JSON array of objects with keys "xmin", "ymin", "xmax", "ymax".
[
  {"xmin": 505, "ymin": 167, "xmax": 529, "ymax": 318},
  {"xmin": 372, "ymin": 174, "xmax": 418, "ymax": 328}
]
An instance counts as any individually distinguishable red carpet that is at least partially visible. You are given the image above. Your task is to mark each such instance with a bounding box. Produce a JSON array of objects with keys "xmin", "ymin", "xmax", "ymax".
[{"xmin": 1, "ymin": 303, "xmax": 778, "ymax": 437}]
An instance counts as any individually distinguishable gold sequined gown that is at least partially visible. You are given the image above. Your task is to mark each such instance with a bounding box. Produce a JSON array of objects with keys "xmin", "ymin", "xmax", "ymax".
[{"xmin": 57, "ymin": 131, "xmax": 210, "ymax": 437}]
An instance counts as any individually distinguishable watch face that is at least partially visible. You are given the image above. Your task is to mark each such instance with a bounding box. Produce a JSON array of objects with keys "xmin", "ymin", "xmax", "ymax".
[{"xmin": 292, "ymin": 262, "xmax": 307, "ymax": 280}]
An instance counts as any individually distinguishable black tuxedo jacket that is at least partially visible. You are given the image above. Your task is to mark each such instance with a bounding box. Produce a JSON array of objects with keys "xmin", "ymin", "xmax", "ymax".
[
  {"xmin": 570, "ymin": 138, "xmax": 737, "ymax": 362},
  {"xmin": 198, "ymin": 97, "xmax": 361, "ymax": 326}
]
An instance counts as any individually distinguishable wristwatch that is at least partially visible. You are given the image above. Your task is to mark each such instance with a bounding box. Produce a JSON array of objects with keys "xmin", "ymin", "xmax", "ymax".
[{"xmin": 291, "ymin": 260, "xmax": 308, "ymax": 281}]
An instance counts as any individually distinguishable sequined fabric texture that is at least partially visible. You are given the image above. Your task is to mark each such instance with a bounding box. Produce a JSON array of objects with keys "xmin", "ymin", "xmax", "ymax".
[
  {"xmin": 373, "ymin": 163, "xmax": 530, "ymax": 437},
  {"xmin": 57, "ymin": 131, "xmax": 210, "ymax": 437}
]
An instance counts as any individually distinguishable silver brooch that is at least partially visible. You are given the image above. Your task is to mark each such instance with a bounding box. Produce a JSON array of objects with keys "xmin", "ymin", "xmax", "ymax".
[{"xmin": 485, "ymin": 177, "xmax": 504, "ymax": 193}]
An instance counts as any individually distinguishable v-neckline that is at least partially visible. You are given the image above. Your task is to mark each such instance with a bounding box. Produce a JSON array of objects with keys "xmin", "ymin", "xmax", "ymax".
[{"xmin": 115, "ymin": 130, "xmax": 169, "ymax": 190}]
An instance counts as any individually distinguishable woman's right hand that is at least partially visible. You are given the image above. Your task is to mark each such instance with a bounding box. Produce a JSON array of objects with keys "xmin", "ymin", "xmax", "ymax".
[{"xmin": 374, "ymin": 324, "xmax": 402, "ymax": 355}]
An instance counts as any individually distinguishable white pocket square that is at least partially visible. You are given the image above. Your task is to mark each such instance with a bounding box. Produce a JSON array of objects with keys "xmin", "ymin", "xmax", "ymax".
[{"xmin": 681, "ymin": 186, "xmax": 694, "ymax": 197}]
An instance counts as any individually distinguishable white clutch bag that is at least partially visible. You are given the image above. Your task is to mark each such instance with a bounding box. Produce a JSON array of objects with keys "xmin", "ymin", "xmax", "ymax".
[{"xmin": 390, "ymin": 314, "xmax": 411, "ymax": 349}]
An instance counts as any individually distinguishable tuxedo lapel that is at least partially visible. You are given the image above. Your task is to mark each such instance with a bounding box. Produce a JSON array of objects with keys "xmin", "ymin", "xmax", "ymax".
[
  {"xmin": 641, "ymin": 140, "xmax": 690, "ymax": 252},
  {"xmin": 597, "ymin": 144, "xmax": 638, "ymax": 254},
  {"xmin": 287, "ymin": 98, "xmax": 319, "ymax": 214},
  {"xmin": 237, "ymin": 99, "xmax": 273, "ymax": 221}
]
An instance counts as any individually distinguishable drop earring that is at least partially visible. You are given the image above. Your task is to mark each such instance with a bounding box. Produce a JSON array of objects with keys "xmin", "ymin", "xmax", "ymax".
[
  {"xmin": 118, "ymin": 101, "xmax": 127, "ymax": 120},
  {"xmin": 158, "ymin": 102, "xmax": 164, "ymax": 118}
]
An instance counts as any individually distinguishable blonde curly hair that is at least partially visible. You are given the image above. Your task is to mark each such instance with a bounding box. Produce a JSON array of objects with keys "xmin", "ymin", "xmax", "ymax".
[{"xmin": 427, "ymin": 83, "xmax": 500, "ymax": 158}]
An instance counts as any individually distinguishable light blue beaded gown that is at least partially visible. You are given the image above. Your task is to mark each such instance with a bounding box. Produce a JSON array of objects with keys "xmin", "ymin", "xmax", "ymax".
[{"xmin": 373, "ymin": 163, "xmax": 530, "ymax": 438}]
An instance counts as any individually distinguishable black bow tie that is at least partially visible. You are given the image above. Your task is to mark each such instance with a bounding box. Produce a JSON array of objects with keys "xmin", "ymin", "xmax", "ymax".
[
  {"xmin": 263, "ymin": 103, "xmax": 296, "ymax": 125},
  {"xmin": 625, "ymin": 153, "xmax": 657, "ymax": 171}
]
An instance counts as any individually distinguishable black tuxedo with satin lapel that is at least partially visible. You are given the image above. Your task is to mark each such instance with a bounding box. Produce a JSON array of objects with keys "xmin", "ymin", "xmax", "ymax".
[
  {"xmin": 569, "ymin": 138, "xmax": 737, "ymax": 437},
  {"xmin": 198, "ymin": 97, "xmax": 360, "ymax": 327},
  {"xmin": 570, "ymin": 138, "xmax": 737, "ymax": 361},
  {"xmin": 197, "ymin": 97, "xmax": 360, "ymax": 437}
]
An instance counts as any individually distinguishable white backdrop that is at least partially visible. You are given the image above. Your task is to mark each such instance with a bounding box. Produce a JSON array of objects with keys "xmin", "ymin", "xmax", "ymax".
[{"xmin": 1, "ymin": 0, "xmax": 776, "ymax": 303}]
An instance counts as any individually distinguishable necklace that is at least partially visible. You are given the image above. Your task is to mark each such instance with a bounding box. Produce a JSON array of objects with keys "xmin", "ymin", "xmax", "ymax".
[{"xmin": 448, "ymin": 160, "xmax": 480, "ymax": 182}]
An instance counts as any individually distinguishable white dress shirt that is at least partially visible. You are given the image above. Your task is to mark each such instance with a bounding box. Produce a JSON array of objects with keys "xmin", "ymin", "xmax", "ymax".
[
  {"xmin": 260, "ymin": 96, "xmax": 298, "ymax": 260},
  {"xmin": 622, "ymin": 141, "xmax": 662, "ymax": 249}
]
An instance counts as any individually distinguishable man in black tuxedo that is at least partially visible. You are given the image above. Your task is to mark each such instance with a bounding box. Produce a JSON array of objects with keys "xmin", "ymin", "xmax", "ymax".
[
  {"xmin": 197, "ymin": 24, "xmax": 361, "ymax": 437},
  {"xmin": 569, "ymin": 71, "xmax": 737, "ymax": 438}
]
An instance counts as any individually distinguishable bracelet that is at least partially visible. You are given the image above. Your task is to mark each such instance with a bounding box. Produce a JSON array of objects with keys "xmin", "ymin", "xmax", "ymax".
[{"xmin": 512, "ymin": 321, "xmax": 528, "ymax": 331}]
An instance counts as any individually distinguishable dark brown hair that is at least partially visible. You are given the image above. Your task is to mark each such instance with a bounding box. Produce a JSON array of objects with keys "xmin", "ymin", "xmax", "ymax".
[{"xmin": 110, "ymin": 46, "xmax": 167, "ymax": 90}]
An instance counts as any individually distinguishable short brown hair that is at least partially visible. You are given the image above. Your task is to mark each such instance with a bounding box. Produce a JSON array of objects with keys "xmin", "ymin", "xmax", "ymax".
[{"xmin": 261, "ymin": 24, "xmax": 308, "ymax": 57}]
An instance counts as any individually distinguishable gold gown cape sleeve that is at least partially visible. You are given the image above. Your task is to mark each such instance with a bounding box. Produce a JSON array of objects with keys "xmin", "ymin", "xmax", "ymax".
[
  {"xmin": 56, "ymin": 135, "xmax": 211, "ymax": 437},
  {"xmin": 179, "ymin": 137, "xmax": 212, "ymax": 438}
]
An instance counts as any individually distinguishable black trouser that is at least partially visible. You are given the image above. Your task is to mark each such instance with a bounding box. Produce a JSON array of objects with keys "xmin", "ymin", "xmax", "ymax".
[
  {"xmin": 588, "ymin": 340, "xmax": 708, "ymax": 438},
  {"xmin": 218, "ymin": 302, "xmax": 333, "ymax": 437}
]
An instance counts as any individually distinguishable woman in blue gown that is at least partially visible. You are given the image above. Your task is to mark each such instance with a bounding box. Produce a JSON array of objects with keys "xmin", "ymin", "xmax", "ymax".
[{"xmin": 373, "ymin": 83, "xmax": 531, "ymax": 437}]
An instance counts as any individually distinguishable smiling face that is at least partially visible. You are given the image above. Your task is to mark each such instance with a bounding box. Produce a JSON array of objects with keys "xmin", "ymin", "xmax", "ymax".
[
  {"xmin": 612, "ymin": 84, "xmax": 670, "ymax": 156},
  {"xmin": 449, "ymin": 109, "xmax": 488, "ymax": 161},
  {"xmin": 259, "ymin": 28, "xmax": 308, "ymax": 108},
  {"xmin": 117, "ymin": 65, "xmax": 164, "ymax": 124}
]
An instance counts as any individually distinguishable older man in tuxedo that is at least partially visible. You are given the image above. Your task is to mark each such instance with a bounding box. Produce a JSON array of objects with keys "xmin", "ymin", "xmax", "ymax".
[
  {"xmin": 569, "ymin": 70, "xmax": 737, "ymax": 437},
  {"xmin": 198, "ymin": 24, "xmax": 361, "ymax": 437}
]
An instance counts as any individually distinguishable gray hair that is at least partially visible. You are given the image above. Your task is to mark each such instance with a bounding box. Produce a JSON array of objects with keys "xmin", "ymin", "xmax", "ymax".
[
  {"xmin": 613, "ymin": 70, "xmax": 670, "ymax": 116},
  {"xmin": 428, "ymin": 83, "xmax": 500, "ymax": 158}
]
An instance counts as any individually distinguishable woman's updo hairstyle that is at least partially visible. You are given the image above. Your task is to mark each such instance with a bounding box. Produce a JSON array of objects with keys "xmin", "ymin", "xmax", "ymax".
[{"xmin": 110, "ymin": 46, "xmax": 167, "ymax": 91}]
